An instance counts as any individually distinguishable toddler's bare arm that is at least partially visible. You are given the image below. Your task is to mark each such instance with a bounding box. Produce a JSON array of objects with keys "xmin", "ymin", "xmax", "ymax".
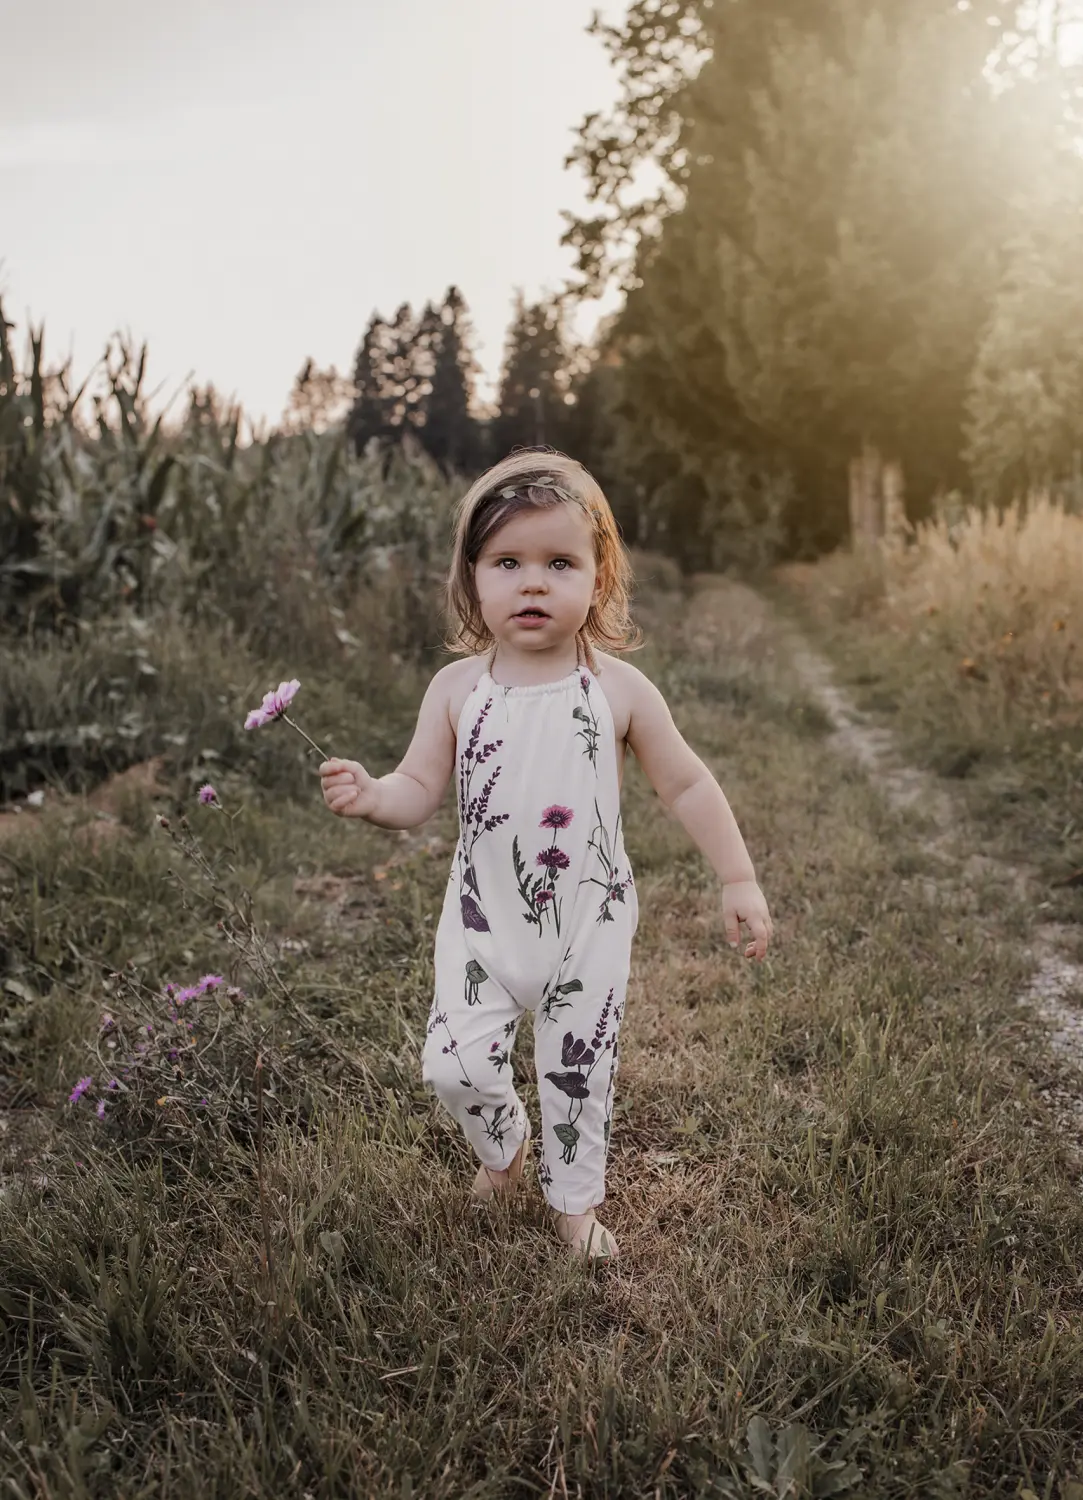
[
  {"xmin": 320, "ymin": 666, "xmax": 457, "ymax": 831},
  {"xmin": 625, "ymin": 665, "xmax": 773, "ymax": 957}
]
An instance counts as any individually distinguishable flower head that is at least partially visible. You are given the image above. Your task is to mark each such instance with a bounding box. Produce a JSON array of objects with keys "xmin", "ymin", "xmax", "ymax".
[
  {"xmin": 69, "ymin": 1075, "xmax": 93, "ymax": 1104},
  {"xmin": 540, "ymin": 805, "xmax": 574, "ymax": 830},
  {"xmin": 95, "ymin": 1099, "xmax": 106, "ymax": 1120},
  {"xmin": 536, "ymin": 846, "xmax": 570, "ymax": 872},
  {"xmin": 198, "ymin": 783, "xmax": 219, "ymax": 806},
  {"xmin": 244, "ymin": 678, "xmax": 300, "ymax": 730}
]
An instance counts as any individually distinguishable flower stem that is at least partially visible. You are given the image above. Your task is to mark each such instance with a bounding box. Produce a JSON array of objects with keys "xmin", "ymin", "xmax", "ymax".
[{"xmin": 281, "ymin": 714, "xmax": 328, "ymax": 760}]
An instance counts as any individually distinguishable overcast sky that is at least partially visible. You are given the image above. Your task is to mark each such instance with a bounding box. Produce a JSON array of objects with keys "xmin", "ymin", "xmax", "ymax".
[{"xmin": 1, "ymin": 0, "xmax": 624, "ymax": 424}]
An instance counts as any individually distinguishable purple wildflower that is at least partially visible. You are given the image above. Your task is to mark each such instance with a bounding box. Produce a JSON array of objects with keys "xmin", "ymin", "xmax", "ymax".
[
  {"xmin": 536, "ymin": 846, "xmax": 570, "ymax": 872},
  {"xmin": 100, "ymin": 1013, "xmax": 114, "ymax": 1030},
  {"xmin": 244, "ymin": 678, "xmax": 300, "ymax": 730},
  {"xmin": 95, "ymin": 1100, "xmax": 106, "ymax": 1120},
  {"xmin": 198, "ymin": 783, "xmax": 219, "ymax": 806},
  {"xmin": 69, "ymin": 1076, "xmax": 93, "ymax": 1104},
  {"xmin": 197, "ymin": 974, "xmax": 224, "ymax": 992},
  {"xmin": 540, "ymin": 805, "xmax": 574, "ymax": 830},
  {"xmin": 108, "ymin": 1079, "xmax": 119, "ymax": 1090}
]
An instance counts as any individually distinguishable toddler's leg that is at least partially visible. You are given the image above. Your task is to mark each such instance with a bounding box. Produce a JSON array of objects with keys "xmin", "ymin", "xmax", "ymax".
[
  {"xmin": 533, "ymin": 965, "xmax": 628, "ymax": 1218},
  {"xmin": 421, "ymin": 932, "xmax": 528, "ymax": 1172}
]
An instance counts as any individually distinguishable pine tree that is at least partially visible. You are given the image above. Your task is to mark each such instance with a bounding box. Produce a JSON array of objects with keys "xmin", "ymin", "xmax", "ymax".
[
  {"xmin": 419, "ymin": 286, "xmax": 481, "ymax": 474},
  {"xmin": 346, "ymin": 313, "xmax": 393, "ymax": 455},
  {"xmin": 493, "ymin": 295, "xmax": 572, "ymax": 459}
]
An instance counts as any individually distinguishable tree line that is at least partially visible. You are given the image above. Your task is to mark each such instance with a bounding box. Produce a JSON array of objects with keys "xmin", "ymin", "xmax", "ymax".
[
  {"xmin": 283, "ymin": 0, "xmax": 1083, "ymax": 568},
  {"xmin": 562, "ymin": 0, "xmax": 1083, "ymax": 563},
  {"xmin": 281, "ymin": 287, "xmax": 590, "ymax": 482}
]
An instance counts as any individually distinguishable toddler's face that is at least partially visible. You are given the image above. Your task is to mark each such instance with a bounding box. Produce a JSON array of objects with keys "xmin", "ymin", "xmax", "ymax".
[{"xmin": 474, "ymin": 504, "xmax": 600, "ymax": 653}]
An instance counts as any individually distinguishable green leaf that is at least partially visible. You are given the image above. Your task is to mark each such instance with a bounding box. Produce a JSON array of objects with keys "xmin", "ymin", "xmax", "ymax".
[
  {"xmin": 814, "ymin": 1463, "xmax": 864, "ymax": 1497},
  {"xmin": 553, "ymin": 1123, "xmax": 579, "ymax": 1146},
  {"xmin": 746, "ymin": 1415, "xmax": 774, "ymax": 1481}
]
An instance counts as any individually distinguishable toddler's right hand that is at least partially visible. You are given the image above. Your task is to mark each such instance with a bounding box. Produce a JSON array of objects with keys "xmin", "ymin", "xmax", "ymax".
[{"xmin": 319, "ymin": 758, "xmax": 379, "ymax": 820}]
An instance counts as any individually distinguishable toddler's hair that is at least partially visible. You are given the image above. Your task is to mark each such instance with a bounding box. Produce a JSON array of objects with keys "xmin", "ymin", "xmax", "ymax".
[{"xmin": 444, "ymin": 449, "xmax": 642, "ymax": 665}]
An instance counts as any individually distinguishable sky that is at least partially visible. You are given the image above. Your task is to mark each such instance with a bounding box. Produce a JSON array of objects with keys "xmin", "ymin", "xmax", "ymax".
[{"xmin": 1, "ymin": 0, "xmax": 625, "ymax": 425}]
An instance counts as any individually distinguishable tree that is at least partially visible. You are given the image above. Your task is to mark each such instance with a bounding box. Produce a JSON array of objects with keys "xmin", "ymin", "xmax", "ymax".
[
  {"xmin": 965, "ymin": 168, "xmax": 1083, "ymax": 502},
  {"xmin": 563, "ymin": 0, "xmax": 1069, "ymax": 556},
  {"xmin": 416, "ymin": 286, "xmax": 482, "ymax": 474},
  {"xmin": 493, "ymin": 295, "xmax": 573, "ymax": 459},
  {"xmin": 347, "ymin": 312, "xmax": 394, "ymax": 455},
  {"xmin": 279, "ymin": 359, "xmax": 353, "ymax": 435}
]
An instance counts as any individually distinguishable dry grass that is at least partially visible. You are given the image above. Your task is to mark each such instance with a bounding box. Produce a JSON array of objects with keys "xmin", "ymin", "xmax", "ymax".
[
  {"xmin": 774, "ymin": 496, "xmax": 1083, "ymax": 885},
  {"xmin": 2, "ymin": 573, "xmax": 1083, "ymax": 1496}
]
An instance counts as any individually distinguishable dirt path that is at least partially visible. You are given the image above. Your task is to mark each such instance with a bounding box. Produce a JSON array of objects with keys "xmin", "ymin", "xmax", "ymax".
[{"xmin": 783, "ymin": 620, "xmax": 1083, "ymax": 1155}]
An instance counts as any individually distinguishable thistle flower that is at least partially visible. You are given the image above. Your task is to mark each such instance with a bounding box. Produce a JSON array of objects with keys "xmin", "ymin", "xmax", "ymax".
[
  {"xmin": 198, "ymin": 783, "xmax": 219, "ymax": 806},
  {"xmin": 95, "ymin": 1099, "xmax": 106, "ymax": 1120},
  {"xmin": 536, "ymin": 846, "xmax": 570, "ymax": 872},
  {"xmin": 69, "ymin": 1076, "xmax": 93, "ymax": 1104}
]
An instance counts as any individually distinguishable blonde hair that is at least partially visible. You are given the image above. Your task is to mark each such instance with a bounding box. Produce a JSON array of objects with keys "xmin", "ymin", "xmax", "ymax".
[{"xmin": 444, "ymin": 449, "xmax": 642, "ymax": 668}]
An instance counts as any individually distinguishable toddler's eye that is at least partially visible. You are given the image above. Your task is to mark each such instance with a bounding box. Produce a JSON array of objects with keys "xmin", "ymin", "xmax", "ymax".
[
  {"xmin": 550, "ymin": 559, "xmax": 570, "ymax": 571},
  {"xmin": 497, "ymin": 558, "xmax": 518, "ymax": 570}
]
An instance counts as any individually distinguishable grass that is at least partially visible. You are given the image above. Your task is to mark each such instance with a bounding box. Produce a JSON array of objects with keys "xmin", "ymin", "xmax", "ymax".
[
  {"xmin": 768, "ymin": 497, "xmax": 1083, "ymax": 934},
  {"xmin": 2, "ymin": 568, "xmax": 1083, "ymax": 1496}
]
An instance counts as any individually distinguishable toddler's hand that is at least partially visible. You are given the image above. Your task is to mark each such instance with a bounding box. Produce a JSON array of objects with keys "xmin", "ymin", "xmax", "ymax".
[
  {"xmin": 722, "ymin": 880, "xmax": 773, "ymax": 961},
  {"xmin": 319, "ymin": 758, "xmax": 379, "ymax": 820}
]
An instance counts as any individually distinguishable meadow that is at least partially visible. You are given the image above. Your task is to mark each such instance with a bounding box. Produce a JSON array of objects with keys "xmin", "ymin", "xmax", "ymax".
[{"xmin": 2, "ymin": 390, "xmax": 1083, "ymax": 1496}]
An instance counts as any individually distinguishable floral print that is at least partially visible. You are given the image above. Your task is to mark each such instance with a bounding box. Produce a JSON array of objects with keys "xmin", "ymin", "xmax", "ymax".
[
  {"xmin": 543, "ymin": 989, "xmax": 616, "ymax": 1166},
  {"xmin": 579, "ymin": 796, "xmax": 635, "ymax": 924},
  {"xmin": 456, "ymin": 697, "xmax": 509, "ymax": 932},
  {"xmin": 513, "ymin": 807, "xmax": 574, "ymax": 937},
  {"xmin": 423, "ymin": 661, "xmax": 635, "ymax": 1213},
  {"xmin": 572, "ymin": 672, "xmax": 601, "ymax": 766},
  {"xmin": 464, "ymin": 960, "xmax": 488, "ymax": 1007}
]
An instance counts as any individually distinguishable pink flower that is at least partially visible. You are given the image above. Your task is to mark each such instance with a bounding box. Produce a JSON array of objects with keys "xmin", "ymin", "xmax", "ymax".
[
  {"xmin": 244, "ymin": 678, "xmax": 300, "ymax": 730},
  {"xmin": 539, "ymin": 805, "xmax": 574, "ymax": 830},
  {"xmin": 197, "ymin": 974, "xmax": 224, "ymax": 992},
  {"xmin": 198, "ymin": 783, "xmax": 219, "ymax": 806},
  {"xmin": 535, "ymin": 889, "xmax": 555, "ymax": 905},
  {"xmin": 536, "ymin": 846, "xmax": 570, "ymax": 872},
  {"xmin": 69, "ymin": 1076, "xmax": 93, "ymax": 1104},
  {"xmin": 95, "ymin": 1100, "xmax": 106, "ymax": 1120}
]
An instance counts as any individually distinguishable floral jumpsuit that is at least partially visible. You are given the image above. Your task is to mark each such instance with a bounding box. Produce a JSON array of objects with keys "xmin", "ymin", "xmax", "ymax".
[{"xmin": 421, "ymin": 653, "xmax": 638, "ymax": 1216}]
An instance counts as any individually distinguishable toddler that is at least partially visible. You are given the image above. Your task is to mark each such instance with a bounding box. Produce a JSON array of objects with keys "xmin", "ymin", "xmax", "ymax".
[{"xmin": 320, "ymin": 451, "xmax": 773, "ymax": 1260}]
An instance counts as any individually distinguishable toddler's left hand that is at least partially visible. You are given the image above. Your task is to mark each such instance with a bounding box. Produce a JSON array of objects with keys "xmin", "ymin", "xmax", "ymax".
[{"xmin": 723, "ymin": 880, "xmax": 773, "ymax": 961}]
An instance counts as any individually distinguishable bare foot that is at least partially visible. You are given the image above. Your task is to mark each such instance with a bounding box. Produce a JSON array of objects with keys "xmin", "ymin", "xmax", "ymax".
[
  {"xmin": 470, "ymin": 1125, "xmax": 531, "ymax": 1203},
  {"xmin": 553, "ymin": 1210, "xmax": 618, "ymax": 1261}
]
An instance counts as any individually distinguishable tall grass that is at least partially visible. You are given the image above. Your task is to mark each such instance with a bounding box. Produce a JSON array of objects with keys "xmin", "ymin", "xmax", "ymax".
[{"xmin": 774, "ymin": 492, "xmax": 1083, "ymax": 880}]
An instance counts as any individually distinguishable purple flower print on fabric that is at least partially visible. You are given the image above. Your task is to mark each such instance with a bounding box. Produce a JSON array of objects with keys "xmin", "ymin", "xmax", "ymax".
[
  {"xmin": 456, "ymin": 697, "xmax": 509, "ymax": 932},
  {"xmin": 543, "ymin": 989, "xmax": 616, "ymax": 1165},
  {"xmin": 513, "ymin": 807, "xmax": 574, "ymax": 938}
]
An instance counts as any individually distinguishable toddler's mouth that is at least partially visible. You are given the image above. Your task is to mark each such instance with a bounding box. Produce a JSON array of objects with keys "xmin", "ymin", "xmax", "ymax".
[{"xmin": 514, "ymin": 608, "xmax": 550, "ymax": 619}]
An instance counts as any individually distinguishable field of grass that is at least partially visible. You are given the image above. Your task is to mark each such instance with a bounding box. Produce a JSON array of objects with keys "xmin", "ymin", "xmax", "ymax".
[
  {"xmin": 3, "ymin": 556, "xmax": 1083, "ymax": 1497},
  {"xmin": 771, "ymin": 495, "xmax": 1083, "ymax": 901}
]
